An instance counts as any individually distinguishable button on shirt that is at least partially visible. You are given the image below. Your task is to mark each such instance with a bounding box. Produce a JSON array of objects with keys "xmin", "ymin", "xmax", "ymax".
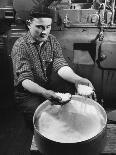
[{"xmin": 11, "ymin": 31, "xmax": 68, "ymax": 92}]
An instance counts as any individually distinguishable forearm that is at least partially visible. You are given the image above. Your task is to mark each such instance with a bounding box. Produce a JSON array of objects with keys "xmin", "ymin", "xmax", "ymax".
[
  {"xmin": 22, "ymin": 79, "xmax": 62, "ymax": 101},
  {"xmin": 58, "ymin": 66, "xmax": 82, "ymax": 83},
  {"xmin": 58, "ymin": 66, "xmax": 93, "ymax": 88},
  {"xmin": 22, "ymin": 79, "xmax": 47, "ymax": 97}
]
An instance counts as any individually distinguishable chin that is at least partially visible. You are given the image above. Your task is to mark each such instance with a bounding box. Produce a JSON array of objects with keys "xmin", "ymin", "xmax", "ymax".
[{"xmin": 40, "ymin": 38, "xmax": 47, "ymax": 42}]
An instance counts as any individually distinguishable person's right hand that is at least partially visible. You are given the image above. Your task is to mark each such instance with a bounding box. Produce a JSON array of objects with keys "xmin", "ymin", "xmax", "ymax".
[{"xmin": 42, "ymin": 90, "xmax": 62, "ymax": 103}]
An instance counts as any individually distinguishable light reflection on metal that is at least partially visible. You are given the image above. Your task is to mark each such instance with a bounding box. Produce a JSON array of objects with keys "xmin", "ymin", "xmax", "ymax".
[{"xmin": 63, "ymin": 13, "xmax": 70, "ymax": 27}]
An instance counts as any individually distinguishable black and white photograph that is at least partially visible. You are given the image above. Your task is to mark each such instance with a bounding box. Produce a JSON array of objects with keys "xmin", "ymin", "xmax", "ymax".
[{"xmin": 0, "ymin": 0, "xmax": 116, "ymax": 154}]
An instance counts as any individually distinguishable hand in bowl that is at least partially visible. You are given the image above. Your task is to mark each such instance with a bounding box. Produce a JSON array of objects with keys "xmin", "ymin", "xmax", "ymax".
[
  {"xmin": 53, "ymin": 93, "xmax": 72, "ymax": 105},
  {"xmin": 75, "ymin": 78, "xmax": 94, "ymax": 89},
  {"xmin": 75, "ymin": 83, "xmax": 97, "ymax": 101}
]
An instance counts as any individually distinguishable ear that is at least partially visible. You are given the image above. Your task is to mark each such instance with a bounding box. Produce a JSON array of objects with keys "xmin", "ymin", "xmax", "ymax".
[{"xmin": 26, "ymin": 19, "xmax": 31, "ymax": 29}]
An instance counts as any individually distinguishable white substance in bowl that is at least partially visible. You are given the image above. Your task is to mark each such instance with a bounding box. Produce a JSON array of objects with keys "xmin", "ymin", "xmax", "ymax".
[
  {"xmin": 37, "ymin": 100, "xmax": 105, "ymax": 143},
  {"xmin": 55, "ymin": 92, "xmax": 71, "ymax": 102},
  {"xmin": 78, "ymin": 85, "xmax": 93, "ymax": 96}
]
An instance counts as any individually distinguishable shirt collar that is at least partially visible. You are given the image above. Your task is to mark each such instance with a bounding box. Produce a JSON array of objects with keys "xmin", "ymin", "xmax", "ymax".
[{"xmin": 26, "ymin": 31, "xmax": 50, "ymax": 45}]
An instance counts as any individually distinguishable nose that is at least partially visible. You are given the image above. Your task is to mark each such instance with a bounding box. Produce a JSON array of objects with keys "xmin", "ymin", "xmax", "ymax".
[
  {"xmin": 41, "ymin": 26, "xmax": 47, "ymax": 34},
  {"xmin": 41, "ymin": 30, "xmax": 48, "ymax": 35}
]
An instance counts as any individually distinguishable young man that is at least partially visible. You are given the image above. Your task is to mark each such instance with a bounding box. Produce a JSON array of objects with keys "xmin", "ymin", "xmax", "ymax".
[{"xmin": 11, "ymin": 6, "xmax": 93, "ymax": 124}]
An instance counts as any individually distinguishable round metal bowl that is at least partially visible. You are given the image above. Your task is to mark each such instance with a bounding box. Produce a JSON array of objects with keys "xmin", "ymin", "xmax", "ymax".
[{"xmin": 33, "ymin": 95, "xmax": 107, "ymax": 155}]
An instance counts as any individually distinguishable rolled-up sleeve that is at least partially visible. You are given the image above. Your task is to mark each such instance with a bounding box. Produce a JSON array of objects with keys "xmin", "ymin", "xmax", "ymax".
[
  {"xmin": 52, "ymin": 37, "xmax": 68, "ymax": 72},
  {"xmin": 11, "ymin": 43, "xmax": 34, "ymax": 86}
]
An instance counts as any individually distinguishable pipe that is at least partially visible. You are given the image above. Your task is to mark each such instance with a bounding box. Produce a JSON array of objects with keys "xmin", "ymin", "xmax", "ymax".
[{"xmin": 111, "ymin": 0, "xmax": 115, "ymax": 25}]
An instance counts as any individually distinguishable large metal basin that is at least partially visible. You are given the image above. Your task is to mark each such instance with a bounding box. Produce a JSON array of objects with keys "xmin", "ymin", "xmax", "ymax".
[{"xmin": 33, "ymin": 95, "xmax": 107, "ymax": 155}]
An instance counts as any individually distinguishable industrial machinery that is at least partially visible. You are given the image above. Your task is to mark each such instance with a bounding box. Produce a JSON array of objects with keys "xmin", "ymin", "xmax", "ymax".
[{"xmin": 0, "ymin": 0, "xmax": 116, "ymax": 108}]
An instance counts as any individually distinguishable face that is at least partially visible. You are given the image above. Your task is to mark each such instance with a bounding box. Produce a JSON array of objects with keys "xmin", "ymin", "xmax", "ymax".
[{"xmin": 28, "ymin": 17, "xmax": 52, "ymax": 42}]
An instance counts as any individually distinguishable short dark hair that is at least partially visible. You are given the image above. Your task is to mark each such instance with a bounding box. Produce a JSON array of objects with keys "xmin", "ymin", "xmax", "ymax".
[{"xmin": 29, "ymin": 5, "xmax": 54, "ymax": 20}]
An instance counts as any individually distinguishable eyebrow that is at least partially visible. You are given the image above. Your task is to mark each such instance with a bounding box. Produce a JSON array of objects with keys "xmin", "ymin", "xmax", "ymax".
[
  {"xmin": 36, "ymin": 25, "xmax": 51, "ymax": 29},
  {"xmin": 36, "ymin": 24, "xmax": 51, "ymax": 26}
]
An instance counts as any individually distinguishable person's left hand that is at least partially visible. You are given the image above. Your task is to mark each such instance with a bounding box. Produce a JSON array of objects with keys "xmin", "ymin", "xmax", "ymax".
[
  {"xmin": 75, "ymin": 77, "xmax": 94, "ymax": 89},
  {"xmin": 75, "ymin": 77, "xmax": 97, "ymax": 101}
]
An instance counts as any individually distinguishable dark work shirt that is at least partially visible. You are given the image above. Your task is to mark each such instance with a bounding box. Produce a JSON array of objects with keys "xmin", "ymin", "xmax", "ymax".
[{"xmin": 11, "ymin": 31, "xmax": 68, "ymax": 94}]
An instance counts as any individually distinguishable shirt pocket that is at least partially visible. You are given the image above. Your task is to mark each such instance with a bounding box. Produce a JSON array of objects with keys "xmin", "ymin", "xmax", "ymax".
[
  {"xmin": 44, "ymin": 58, "xmax": 53, "ymax": 78},
  {"xmin": 44, "ymin": 57, "xmax": 53, "ymax": 68}
]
